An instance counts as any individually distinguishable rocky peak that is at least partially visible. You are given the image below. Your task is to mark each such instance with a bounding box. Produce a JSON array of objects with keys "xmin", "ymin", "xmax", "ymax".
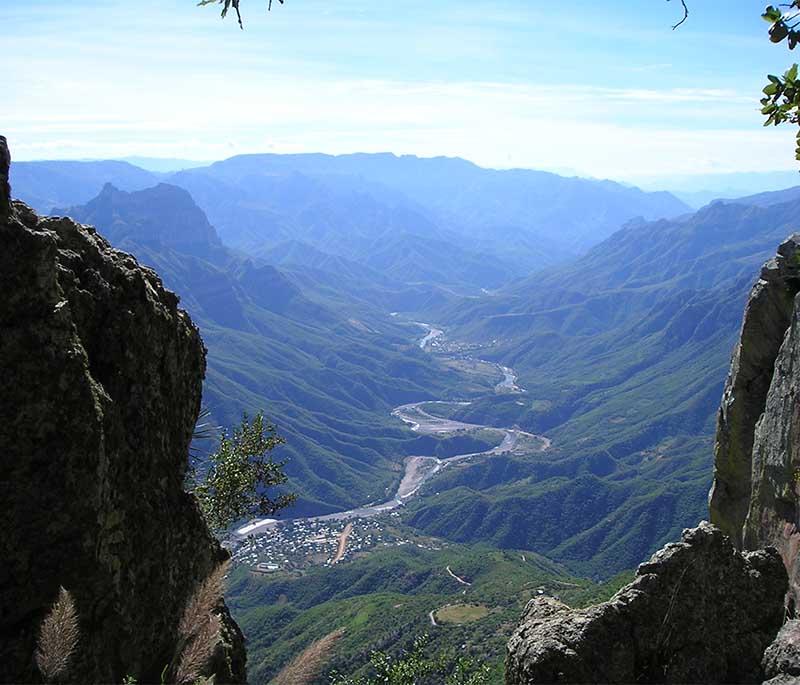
[
  {"xmin": 0, "ymin": 136, "xmax": 10, "ymax": 216},
  {"xmin": 0, "ymin": 140, "xmax": 245, "ymax": 683},
  {"xmin": 59, "ymin": 182, "xmax": 224, "ymax": 260},
  {"xmin": 506, "ymin": 523, "xmax": 786, "ymax": 684},
  {"xmin": 710, "ymin": 234, "xmax": 800, "ymax": 546}
]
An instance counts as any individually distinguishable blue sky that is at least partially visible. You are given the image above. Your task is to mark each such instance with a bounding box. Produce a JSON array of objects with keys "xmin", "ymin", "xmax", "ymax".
[{"xmin": 4, "ymin": 0, "xmax": 799, "ymax": 181}]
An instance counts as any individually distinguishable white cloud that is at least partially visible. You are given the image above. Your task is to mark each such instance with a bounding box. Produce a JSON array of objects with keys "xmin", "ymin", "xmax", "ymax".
[{"xmin": 7, "ymin": 74, "xmax": 793, "ymax": 178}]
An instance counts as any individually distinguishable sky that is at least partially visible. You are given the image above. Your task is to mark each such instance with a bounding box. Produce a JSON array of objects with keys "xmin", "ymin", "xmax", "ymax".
[{"xmin": 4, "ymin": 0, "xmax": 800, "ymax": 183}]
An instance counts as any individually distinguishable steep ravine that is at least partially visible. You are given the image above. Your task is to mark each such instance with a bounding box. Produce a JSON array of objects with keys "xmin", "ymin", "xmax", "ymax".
[
  {"xmin": 0, "ymin": 137, "xmax": 246, "ymax": 684},
  {"xmin": 507, "ymin": 235, "xmax": 800, "ymax": 684}
]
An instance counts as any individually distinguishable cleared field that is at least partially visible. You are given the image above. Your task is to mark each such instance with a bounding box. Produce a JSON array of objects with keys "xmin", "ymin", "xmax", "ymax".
[{"xmin": 434, "ymin": 603, "xmax": 490, "ymax": 625}]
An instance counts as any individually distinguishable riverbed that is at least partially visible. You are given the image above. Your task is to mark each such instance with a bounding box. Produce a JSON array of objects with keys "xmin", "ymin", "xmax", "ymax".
[{"xmin": 234, "ymin": 323, "xmax": 548, "ymax": 538}]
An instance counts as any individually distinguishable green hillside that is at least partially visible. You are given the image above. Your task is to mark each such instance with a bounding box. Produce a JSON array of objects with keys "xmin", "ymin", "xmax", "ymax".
[
  {"xmin": 399, "ymin": 198, "xmax": 800, "ymax": 575},
  {"xmin": 58, "ymin": 183, "xmax": 492, "ymax": 514},
  {"xmin": 226, "ymin": 528, "xmax": 631, "ymax": 683}
]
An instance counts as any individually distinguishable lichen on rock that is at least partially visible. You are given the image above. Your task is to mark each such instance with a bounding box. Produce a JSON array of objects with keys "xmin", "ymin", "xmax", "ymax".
[{"xmin": 0, "ymin": 137, "xmax": 245, "ymax": 684}]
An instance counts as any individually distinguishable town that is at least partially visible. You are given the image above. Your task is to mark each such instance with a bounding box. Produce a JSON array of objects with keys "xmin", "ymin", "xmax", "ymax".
[{"xmin": 230, "ymin": 514, "xmax": 443, "ymax": 574}]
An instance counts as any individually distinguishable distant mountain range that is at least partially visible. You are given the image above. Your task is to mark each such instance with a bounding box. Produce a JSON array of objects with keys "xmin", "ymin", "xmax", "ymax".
[
  {"xmin": 12, "ymin": 151, "xmax": 800, "ymax": 576},
  {"xmin": 55, "ymin": 182, "xmax": 496, "ymax": 515},
  {"xmin": 634, "ymin": 169, "xmax": 800, "ymax": 208},
  {"xmin": 12, "ymin": 153, "xmax": 692, "ymax": 293},
  {"xmin": 405, "ymin": 193, "xmax": 800, "ymax": 574}
]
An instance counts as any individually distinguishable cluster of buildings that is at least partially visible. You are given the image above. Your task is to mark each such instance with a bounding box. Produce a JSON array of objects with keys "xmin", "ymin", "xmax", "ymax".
[{"xmin": 231, "ymin": 517, "xmax": 389, "ymax": 572}]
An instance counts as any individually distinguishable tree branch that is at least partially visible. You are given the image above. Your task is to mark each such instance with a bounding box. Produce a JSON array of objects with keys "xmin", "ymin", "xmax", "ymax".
[{"xmin": 670, "ymin": 0, "xmax": 689, "ymax": 30}]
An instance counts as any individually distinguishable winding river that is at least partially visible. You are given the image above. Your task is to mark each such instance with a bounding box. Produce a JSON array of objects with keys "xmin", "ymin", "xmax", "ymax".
[{"xmin": 235, "ymin": 324, "xmax": 548, "ymax": 538}]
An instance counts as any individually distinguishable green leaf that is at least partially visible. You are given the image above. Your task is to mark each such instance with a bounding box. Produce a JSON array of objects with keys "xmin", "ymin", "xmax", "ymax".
[{"xmin": 771, "ymin": 22, "xmax": 790, "ymax": 43}]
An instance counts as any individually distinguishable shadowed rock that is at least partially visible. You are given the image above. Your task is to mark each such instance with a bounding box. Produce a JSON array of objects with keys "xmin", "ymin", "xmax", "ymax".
[
  {"xmin": 710, "ymin": 235, "xmax": 800, "ymax": 546},
  {"xmin": 763, "ymin": 620, "xmax": 800, "ymax": 684},
  {"xmin": 0, "ymin": 140, "xmax": 245, "ymax": 683},
  {"xmin": 0, "ymin": 135, "xmax": 10, "ymax": 216},
  {"xmin": 506, "ymin": 523, "xmax": 786, "ymax": 684}
]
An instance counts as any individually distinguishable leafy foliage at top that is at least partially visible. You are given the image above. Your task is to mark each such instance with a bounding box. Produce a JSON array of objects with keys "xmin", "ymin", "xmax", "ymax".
[{"xmin": 761, "ymin": 3, "xmax": 800, "ymax": 159}]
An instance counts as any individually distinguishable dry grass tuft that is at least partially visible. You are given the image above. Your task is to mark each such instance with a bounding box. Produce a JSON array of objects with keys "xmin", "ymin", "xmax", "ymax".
[
  {"xmin": 179, "ymin": 560, "xmax": 229, "ymax": 640},
  {"xmin": 271, "ymin": 628, "xmax": 346, "ymax": 685},
  {"xmin": 172, "ymin": 560, "xmax": 230, "ymax": 684},
  {"xmin": 35, "ymin": 587, "xmax": 79, "ymax": 682},
  {"xmin": 175, "ymin": 613, "xmax": 221, "ymax": 685}
]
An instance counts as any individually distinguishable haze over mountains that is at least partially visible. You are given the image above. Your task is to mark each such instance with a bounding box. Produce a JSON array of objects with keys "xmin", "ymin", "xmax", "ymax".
[
  {"xmin": 13, "ymin": 153, "xmax": 691, "ymax": 291},
  {"xmin": 14, "ymin": 150, "xmax": 800, "ymax": 680},
  {"xmin": 11, "ymin": 152, "xmax": 800, "ymax": 573}
]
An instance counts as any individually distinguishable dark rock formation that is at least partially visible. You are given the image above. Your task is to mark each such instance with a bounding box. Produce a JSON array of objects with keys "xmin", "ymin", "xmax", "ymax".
[
  {"xmin": 710, "ymin": 235, "xmax": 800, "ymax": 547},
  {"xmin": 506, "ymin": 523, "xmax": 786, "ymax": 684},
  {"xmin": 0, "ymin": 141, "xmax": 245, "ymax": 683},
  {"xmin": 763, "ymin": 620, "xmax": 800, "ymax": 684},
  {"xmin": 58, "ymin": 182, "xmax": 225, "ymax": 261},
  {"xmin": 0, "ymin": 136, "xmax": 10, "ymax": 216}
]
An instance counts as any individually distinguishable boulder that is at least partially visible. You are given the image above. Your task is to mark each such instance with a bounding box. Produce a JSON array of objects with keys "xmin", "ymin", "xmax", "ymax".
[
  {"xmin": 763, "ymin": 620, "xmax": 800, "ymax": 683},
  {"xmin": 506, "ymin": 523, "xmax": 786, "ymax": 684}
]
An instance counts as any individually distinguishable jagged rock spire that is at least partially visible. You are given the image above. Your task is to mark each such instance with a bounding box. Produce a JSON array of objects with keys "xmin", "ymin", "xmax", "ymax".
[
  {"xmin": 710, "ymin": 235, "xmax": 800, "ymax": 547},
  {"xmin": 0, "ymin": 136, "xmax": 10, "ymax": 216}
]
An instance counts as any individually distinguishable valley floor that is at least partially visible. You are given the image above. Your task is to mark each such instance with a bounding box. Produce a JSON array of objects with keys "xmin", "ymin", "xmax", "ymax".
[{"xmin": 234, "ymin": 322, "xmax": 549, "ymax": 539}]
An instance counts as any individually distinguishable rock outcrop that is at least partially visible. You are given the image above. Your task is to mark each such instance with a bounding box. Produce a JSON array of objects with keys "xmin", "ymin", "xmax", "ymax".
[
  {"xmin": 58, "ymin": 182, "xmax": 225, "ymax": 260},
  {"xmin": 743, "ymin": 252, "xmax": 800, "ymax": 607},
  {"xmin": 709, "ymin": 235, "xmax": 800, "ymax": 547},
  {"xmin": 763, "ymin": 620, "xmax": 800, "ymax": 684},
  {"xmin": 506, "ymin": 523, "xmax": 787, "ymax": 684},
  {"xmin": 709, "ymin": 235, "xmax": 800, "ymax": 606},
  {"xmin": 0, "ymin": 137, "xmax": 246, "ymax": 683},
  {"xmin": 0, "ymin": 135, "xmax": 10, "ymax": 216}
]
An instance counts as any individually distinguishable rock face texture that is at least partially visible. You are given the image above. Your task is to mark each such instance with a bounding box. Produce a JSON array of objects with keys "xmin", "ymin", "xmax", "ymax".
[
  {"xmin": 506, "ymin": 523, "xmax": 787, "ymax": 684},
  {"xmin": 710, "ymin": 235, "xmax": 800, "ymax": 605},
  {"xmin": 0, "ymin": 135, "xmax": 10, "ymax": 216},
  {"xmin": 763, "ymin": 620, "xmax": 800, "ymax": 684},
  {"xmin": 743, "ymin": 258, "xmax": 800, "ymax": 607},
  {"xmin": 0, "ymin": 138, "xmax": 245, "ymax": 684},
  {"xmin": 508, "ymin": 236, "xmax": 800, "ymax": 684},
  {"xmin": 710, "ymin": 235, "xmax": 800, "ymax": 547},
  {"xmin": 59, "ymin": 182, "xmax": 225, "ymax": 260}
]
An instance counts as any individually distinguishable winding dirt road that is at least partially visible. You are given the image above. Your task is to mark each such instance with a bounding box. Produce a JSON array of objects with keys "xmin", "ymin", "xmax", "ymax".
[{"xmin": 235, "ymin": 323, "xmax": 550, "ymax": 538}]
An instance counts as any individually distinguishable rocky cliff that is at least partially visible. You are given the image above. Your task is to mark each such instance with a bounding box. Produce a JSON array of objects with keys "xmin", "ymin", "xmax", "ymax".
[
  {"xmin": 0, "ymin": 137, "xmax": 246, "ymax": 683},
  {"xmin": 710, "ymin": 235, "xmax": 800, "ymax": 550},
  {"xmin": 507, "ymin": 236, "xmax": 800, "ymax": 683},
  {"xmin": 708, "ymin": 234, "xmax": 800, "ymax": 609}
]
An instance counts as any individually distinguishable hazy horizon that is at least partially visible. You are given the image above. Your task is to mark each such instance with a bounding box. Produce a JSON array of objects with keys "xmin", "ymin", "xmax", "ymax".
[{"xmin": 6, "ymin": 0, "xmax": 800, "ymax": 181}]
